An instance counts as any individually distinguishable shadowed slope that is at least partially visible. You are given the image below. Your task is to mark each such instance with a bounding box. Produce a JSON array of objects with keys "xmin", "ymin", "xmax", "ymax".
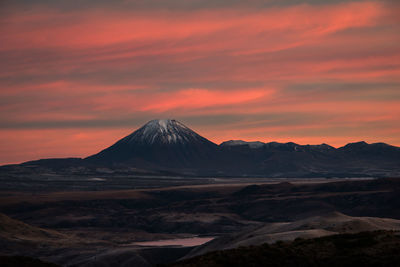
[
  {"xmin": 86, "ymin": 119, "xmax": 220, "ymax": 171},
  {"xmin": 168, "ymin": 231, "xmax": 400, "ymax": 267},
  {"xmin": 184, "ymin": 212, "xmax": 400, "ymax": 259}
]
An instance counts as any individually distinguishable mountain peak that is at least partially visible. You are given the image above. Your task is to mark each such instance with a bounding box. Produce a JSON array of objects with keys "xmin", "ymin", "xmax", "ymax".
[
  {"xmin": 340, "ymin": 141, "xmax": 368, "ymax": 150},
  {"xmin": 220, "ymin": 140, "xmax": 265, "ymax": 149},
  {"xmin": 121, "ymin": 119, "xmax": 204, "ymax": 145},
  {"xmin": 143, "ymin": 119, "xmax": 185, "ymax": 133},
  {"xmin": 86, "ymin": 119, "xmax": 219, "ymax": 168}
]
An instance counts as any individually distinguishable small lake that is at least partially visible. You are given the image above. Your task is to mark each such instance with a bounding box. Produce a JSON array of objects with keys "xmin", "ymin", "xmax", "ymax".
[{"xmin": 132, "ymin": 236, "xmax": 215, "ymax": 247}]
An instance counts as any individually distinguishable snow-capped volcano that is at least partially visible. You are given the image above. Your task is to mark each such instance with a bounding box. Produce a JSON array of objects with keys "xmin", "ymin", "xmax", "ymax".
[
  {"xmin": 8, "ymin": 119, "xmax": 400, "ymax": 177},
  {"xmin": 86, "ymin": 119, "xmax": 219, "ymax": 169},
  {"xmin": 121, "ymin": 119, "xmax": 206, "ymax": 145}
]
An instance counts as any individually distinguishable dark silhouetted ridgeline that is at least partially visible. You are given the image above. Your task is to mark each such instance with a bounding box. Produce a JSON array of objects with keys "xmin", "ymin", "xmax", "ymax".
[
  {"xmin": 2, "ymin": 120, "xmax": 400, "ymax": 178},
  {"xmin": 164, "ymin": 231, "xmax": 400, "ymax": 267}
]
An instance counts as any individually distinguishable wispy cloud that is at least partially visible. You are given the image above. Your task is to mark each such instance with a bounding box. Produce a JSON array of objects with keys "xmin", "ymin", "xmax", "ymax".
[{"xmin": 0, "ymin": 0, "xmax": 399, "ymax": 163}]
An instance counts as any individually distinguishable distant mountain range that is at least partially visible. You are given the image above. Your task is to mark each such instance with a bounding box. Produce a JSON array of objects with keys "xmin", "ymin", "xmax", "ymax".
[{"xmin": 2, "ymin": 119, "xmax": 400, "ymax": 177}]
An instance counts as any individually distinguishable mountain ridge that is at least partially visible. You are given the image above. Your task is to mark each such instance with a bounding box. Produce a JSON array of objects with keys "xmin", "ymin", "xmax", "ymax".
[
  {"xmin": 1, "ymin": 119, "xmax": 400, "ymax": 178},
  {"xmin": 85, "ymin": 119, "xmax": 220, "ymax": 170}
]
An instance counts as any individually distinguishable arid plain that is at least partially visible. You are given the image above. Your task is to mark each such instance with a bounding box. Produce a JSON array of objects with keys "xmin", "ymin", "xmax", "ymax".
[{"xmin": 1, "ymin": 176, "xmax": 400, "ymax": 266}]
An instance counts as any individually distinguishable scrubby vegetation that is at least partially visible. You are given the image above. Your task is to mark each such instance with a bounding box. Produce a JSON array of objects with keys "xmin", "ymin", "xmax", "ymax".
[
  {"xmin": 166, "ymin": 231, "xmax": 400, "ymax": 267},
  {"xmin": 0, "ymin": 256, "xmax": 60, "ymax": 267}
]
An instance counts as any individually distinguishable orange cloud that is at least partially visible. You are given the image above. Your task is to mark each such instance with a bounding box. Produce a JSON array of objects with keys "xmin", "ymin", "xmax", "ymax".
[
  {"xmin": 142, "ymin": 88, "xmax": 272, "ymax": 112},
  {"xmin": 0, "ymin": 2, "xmax": 384, "ymax": 51},
  {"xmin": 0, "ymin": 128, "xmax": 132, "ymax": 165},
  {"xmin": 0, "ymin": 1, "xmax": 399, "ymax": 164}
]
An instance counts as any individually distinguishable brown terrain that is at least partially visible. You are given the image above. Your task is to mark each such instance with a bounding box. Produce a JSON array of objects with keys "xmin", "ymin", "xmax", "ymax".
[{"xmin": 1, "ymin": 177, "xmax": 400, "ymax": 266}]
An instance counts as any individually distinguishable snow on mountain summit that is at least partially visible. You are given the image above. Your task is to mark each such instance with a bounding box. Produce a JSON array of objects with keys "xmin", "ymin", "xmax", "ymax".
[
  {"xmin": 86, "ymin": 119, "xmax": 219, "ymax": 167},
  {"xmin": 220, "ymin": 140, "xmax": 265, "ymax": 148},
  {"xmin": 122, "ymin": 119, "xmax": 204, "ymax": 145}
]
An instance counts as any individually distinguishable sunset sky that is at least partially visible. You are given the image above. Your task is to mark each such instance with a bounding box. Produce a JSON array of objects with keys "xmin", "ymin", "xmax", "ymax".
[{"xmin": 0, "ymin": 0, "xmax": 399, "ymax": 164}]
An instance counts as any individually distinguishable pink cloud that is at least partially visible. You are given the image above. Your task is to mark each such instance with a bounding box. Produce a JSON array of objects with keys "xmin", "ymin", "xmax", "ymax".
[
  {"xmin": 0, "ymin": 2, "xmax": 385, "ymax": 51},
  {"xmin": 0, "ymin": 1, "xmax": 399, "ymax": 164},
  {"xmin": 141, "ymin": 88, "xmax": 272, "ymax": 112},
  {"xmin": 0, "ymin": 128, "xmax": 132, "ymax": 164}
]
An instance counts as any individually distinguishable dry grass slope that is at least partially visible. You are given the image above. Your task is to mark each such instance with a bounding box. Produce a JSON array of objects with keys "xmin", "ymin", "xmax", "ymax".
[{"xmin": 167, "ymin": 231, "xmax": 400, "ymax": 267}]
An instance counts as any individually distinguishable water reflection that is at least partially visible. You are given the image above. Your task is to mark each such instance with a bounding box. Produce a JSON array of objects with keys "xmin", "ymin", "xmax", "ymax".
[{"xmin": 132, "ymin": 236, "xmax": 214, "ymax": 247}]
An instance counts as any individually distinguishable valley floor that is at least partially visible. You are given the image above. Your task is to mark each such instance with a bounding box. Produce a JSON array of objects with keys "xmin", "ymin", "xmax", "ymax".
[{"xmin": 0, "ymin": 177, "xmax": 399, "ymax": 266}]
